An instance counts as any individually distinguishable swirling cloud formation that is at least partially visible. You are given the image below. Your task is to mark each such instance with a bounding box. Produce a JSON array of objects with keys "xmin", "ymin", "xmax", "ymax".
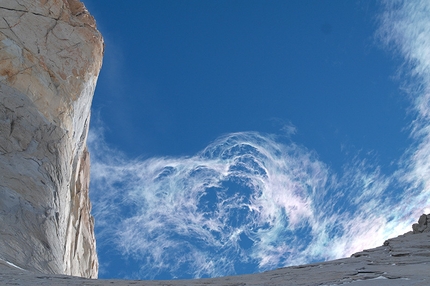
[{"xmin": 89, "ymin": 0, "xmax": 430, "ymax": 280}]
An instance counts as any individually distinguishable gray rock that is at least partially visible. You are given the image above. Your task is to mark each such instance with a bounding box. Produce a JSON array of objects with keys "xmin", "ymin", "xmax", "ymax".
[
  {"xmin": 412, "ymin": 214, "xmax": 430, "ymax": 233},
  {"xmin": 1, "ymin": 0, "xmax": 430, "ymax": 285},
  {"xmin": 0, "ymin": 0, "xmax": 103, "ymax": 278}
]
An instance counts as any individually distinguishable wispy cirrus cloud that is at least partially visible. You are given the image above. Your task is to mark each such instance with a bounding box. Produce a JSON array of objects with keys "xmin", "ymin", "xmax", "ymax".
[
  {"xmin": 89, "ymin": 0, "xmax": 430, "ymax": 280},
  {"xmin": 89, "ymin": 128, "xmax": 418, "ymax": 279},
  {"xmin": 377, "ymin": 0, "xmax": 430, "ymax": 214}
]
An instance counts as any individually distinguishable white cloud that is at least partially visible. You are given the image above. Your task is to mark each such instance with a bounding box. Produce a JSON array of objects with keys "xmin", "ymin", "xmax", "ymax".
[
  {"xmin": 89, "ymin": 127, "xmax": 423, "ymax": 278},
  {"xmin": 89, "ymin": 0, "xmax": 430, "ymax": 279},
  {"xmin": 378, "ymin": 0, "xmax": 430, "ymax": 216}
]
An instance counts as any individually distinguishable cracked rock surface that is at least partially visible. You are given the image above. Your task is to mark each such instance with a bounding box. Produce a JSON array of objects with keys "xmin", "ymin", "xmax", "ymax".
[
  {"xmin": 0, "ymin": 215, "xmax": 429, "ymax": 285},
  {"xmin": 0, "ymin": 0, "xmax": 103, "ymax": 279},
  {"xmin": 1, "ymin": 0, "xmax": 430, "ymax": 285}
]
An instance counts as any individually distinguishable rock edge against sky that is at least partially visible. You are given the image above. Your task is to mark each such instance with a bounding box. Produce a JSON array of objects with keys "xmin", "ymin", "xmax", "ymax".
[
  {"xmin": 1, "ymin": 0, "xmax": 430, "ymax": 285},
  {"xmin": 0, "ymin": 0, "xmax": 103, "ymax": 278}
]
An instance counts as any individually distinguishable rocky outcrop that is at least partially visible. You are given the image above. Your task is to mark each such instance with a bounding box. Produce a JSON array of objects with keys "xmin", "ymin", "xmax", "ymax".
[
  {"xmin": 412, "ymin": 213, "xmax": 430, "ymax": 233},
  {"xmin": 0, "ymin": 214, "xmax": 429, "ymax": 285},
  {"xmin": 0, "ymin": 0, "xmax": 103, "ymax": 278}
]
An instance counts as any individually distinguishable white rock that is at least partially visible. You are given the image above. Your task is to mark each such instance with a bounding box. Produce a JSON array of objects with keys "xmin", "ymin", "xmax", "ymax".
[
  {"xmin": 1, "ymin": 1, "xmax": 430, "ymax": 285},
  {"xmin": 0, "ymin": 0, "xmax": 103, "ymax": 278}
]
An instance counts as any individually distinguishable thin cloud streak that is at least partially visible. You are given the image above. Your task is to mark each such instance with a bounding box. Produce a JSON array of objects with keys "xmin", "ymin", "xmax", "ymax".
[
  {"xmin": 89, "ymin": 128, "xmax": 415, "ymax": 278},
  {"xmin": 378, "ymin": 0, "xmax": 430, "ymax": 215},
  {"xmin": 89, "ymin": 0, "xmax": 430, "ymax": 279}
]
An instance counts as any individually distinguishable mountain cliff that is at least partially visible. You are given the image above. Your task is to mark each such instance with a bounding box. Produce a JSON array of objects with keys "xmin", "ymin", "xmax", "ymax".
[
  {"xmin": 1, "ymin": 0, "xmax": 430, "ymax": 285},
  {"xmin": 0, "ymin": 0, "xmax": 103, "ymax": 278}
]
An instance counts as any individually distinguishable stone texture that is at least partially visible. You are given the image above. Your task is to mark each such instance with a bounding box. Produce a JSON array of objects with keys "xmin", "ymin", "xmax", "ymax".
[
  {"xmin": 1, "ymin": 0, "xmax": 429, "ymax": 285},
  {"xmin": 0, "ymin": 214, "xmax": 430, "ymax": 285},
  {"xmin": 412, "ymin": 214, "xmax": 430, "ymax": 233},
  {"xmin": 0, "ymin": 0, "xmax": 103, "ymax": 278}
]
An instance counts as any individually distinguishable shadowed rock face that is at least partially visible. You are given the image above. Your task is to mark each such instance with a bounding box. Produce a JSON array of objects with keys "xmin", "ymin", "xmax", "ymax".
[
  {"xmin": 412, "ymin": 214, "xmax": 430, "ymax": 233},
  {"xmin": 0, "ymin": 0, "xmax": 103, "ymax": 278}
]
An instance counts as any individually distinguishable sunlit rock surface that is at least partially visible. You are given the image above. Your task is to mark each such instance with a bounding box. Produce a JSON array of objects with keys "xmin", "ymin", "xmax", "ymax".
[
  {"xmin": 0, "ymin": 214, "xmax": 429, "ymax": 285},
  {"xmin": 0, "ymin": 0, "xmax": 429, "ymax": 285},
  {"xmin": 0, "ymin": 0, "xmax": 103, "ymax": 278}
]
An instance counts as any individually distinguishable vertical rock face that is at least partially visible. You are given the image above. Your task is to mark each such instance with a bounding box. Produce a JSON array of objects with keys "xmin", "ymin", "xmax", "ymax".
[{"xmin": 0, "ymin": 0, "xmax": 103, "ymax": 278}]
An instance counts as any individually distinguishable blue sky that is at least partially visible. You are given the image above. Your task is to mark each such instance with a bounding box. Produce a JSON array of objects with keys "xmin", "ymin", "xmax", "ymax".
[{"xmin": 83, "ymin": 0, "xmax": 430, "ymax": 280}]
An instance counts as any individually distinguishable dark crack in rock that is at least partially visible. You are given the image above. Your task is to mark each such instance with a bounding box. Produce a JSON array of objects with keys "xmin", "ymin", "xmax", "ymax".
[{"xmin": 0, "ymin": 0, "xmax": 103, "ymax": 279}]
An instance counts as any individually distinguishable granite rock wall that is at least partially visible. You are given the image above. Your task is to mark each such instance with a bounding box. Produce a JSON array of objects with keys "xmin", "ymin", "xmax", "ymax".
[{"xmin": 0, "ymin": 0, "xmax": 103, "ymax": 278}]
